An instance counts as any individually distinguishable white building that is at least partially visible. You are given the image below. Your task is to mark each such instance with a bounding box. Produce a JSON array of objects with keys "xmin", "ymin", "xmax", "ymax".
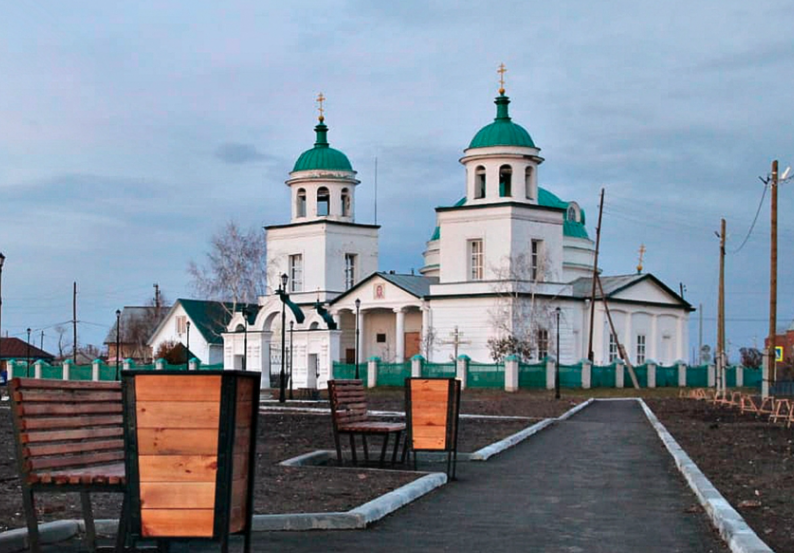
[{"xmin": 223, "ymin": 85, "xmax": 693, "ymax": 388}]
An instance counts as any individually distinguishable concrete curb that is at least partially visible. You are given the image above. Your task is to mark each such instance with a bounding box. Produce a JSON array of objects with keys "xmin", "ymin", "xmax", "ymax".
[
  {"xmin": 349, "ymin": 472, "xmax": 447, "ymax": 525},
  {"xmin": 638, "ymin": 399, "xmax": 774, "ymax": 553},
  {"xmin": 0, "ymin": 520, "xmax": 78, "ymax": 553}
]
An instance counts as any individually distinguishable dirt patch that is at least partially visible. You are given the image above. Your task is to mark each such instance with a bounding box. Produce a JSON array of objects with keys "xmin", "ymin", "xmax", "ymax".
[
  {"xmin": 647, "ymin": 397, "xmax": 794, "ymax": 553},
  {"xmin": 0, "ymin": 389, "xmax": 557, "ymax": 532}
]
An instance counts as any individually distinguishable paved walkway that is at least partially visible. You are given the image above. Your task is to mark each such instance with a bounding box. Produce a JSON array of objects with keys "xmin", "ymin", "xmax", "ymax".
[{"xmin": 53, "ymin": 400, "xmax": 728, "ymax": 552}]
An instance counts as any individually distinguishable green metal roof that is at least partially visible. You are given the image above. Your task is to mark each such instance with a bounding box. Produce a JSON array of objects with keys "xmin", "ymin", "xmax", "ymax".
[
  {"xmin": 469, "ymin": 94, "xmax": 536, "ymax": 149},
  {"xmin": 179, "ymin": 299, "xmax": 258, "ymax": 345},
  {"xmin": 292, "ymin": 120, "xmax": 353, "ymax": 172}
]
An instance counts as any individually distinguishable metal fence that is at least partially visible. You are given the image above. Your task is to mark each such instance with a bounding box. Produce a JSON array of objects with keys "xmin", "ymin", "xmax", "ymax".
[
  {"xmin": 518, "ymin": 362, "xmax": 546, "ymax": 388},
  {"xmin": 423, "ymin": 362, "xmax": 456, "ymax": 379},
  {"xmin": 467, "ymin": 362, "xmax": 504, "ymax": 388}
]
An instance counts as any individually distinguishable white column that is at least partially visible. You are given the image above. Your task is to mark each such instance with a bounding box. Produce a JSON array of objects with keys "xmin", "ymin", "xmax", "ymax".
[
  {"xmin": 189, "ymin": 358, "xmax": 199, "ymax": 371},
  {"xmin": 650, "ymin": 315, "xmax": 658, "ymax": 362},
  {"xmin": 736, "ymin": 365, "xmax": 744, "ymax": 387},
  {"xmin": 647, "ymin": 361, "xmax": 657, "ymax": 388},
  {"xmin": 62, "ymin": 361, "xmax": 70, "ymax": 381},
  {"xmin": 615, "ymin": 360, "xmax": 625, "ymax": 388},
  {"xmin": 91, "ymin": 360, "xmax": 100, "ymax": 381},
  {"xmin": 582, "ymin": 360, "xmax": 592, "ymax": 389},
  {"xmin": 676, "ymin": 317, "xmax": 684, "ymax": 361},
  {"xmin": 394, "ymin": 308, "xmax": 405, "ymax": 363},
  {"xmin": 356, "ymin": 309, "xmax": 366, "ymax": 364},
  {"xmin": 678, "ymin": 361, "xmax": 687, "ymax": 387},
  {"xmin": 411, "ymin": 355, "xmax": 423, "ymax": 378},
  {"xmin": 504, "ymin": 355, "xmax": 519, "ymax": 392},
  {"xmin": 623, "ymin": 314, "xmax": 633, "ymax": 365},
  {"xmin": 34, "ymin": 360, "xmax": 43, "ymax": 380},
  {"xmin": 708, "ymin": 364, "xmax": 716, "ymax": 387},
  {"xmin": 367, "ymin": 357, "xmax": 378, "ymax": 388},
  {"xmin": 546, "ymin": 356, "xmax": 556, "ymax": 390},
  {"xmin": 155, "ymin": 359, "xmax": 165, "ymax": 371},
  {"xmin": 421, "ymin": 306, "xmax": 431, "ymax": 361},
  {"xmin": 456, "ymin": 355, "xmax": 469, "ymax": 390}
]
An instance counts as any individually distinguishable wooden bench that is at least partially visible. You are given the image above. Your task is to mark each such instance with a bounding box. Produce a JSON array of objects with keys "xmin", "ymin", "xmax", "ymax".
[
  {"xmin": 328, "ymin": 379, "xmax": 405, "ymax": 467},
  {"xmin": 9, "ymin": 378, "xmax": 126, "ymax": 553}
]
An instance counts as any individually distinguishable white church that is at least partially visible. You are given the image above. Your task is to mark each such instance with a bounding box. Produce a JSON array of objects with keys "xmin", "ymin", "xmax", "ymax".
[{"xmin": 222, "ymin": 81, "xmax": 693, "ymax": 389}]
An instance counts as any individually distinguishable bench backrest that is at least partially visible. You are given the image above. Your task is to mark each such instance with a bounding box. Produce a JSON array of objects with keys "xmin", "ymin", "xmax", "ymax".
[
  {"xmin": 9, "ymin": 378, "xmax": 124, "ymax": 481},
  {"xmin": 328, "ymin": 379, "xmax": 369, "ymax": 428}
]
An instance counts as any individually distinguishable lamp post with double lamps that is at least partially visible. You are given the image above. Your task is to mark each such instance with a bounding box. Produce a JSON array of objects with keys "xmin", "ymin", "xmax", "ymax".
[
  {"xmin": 279, "ymin": 273, "xmax": 288, "ymax": 403},
  {"xmin": 115, "ymin": 309, "xmax": 121, "ymax": 380},
  {"xmin": 555, "ymin": 307, "xmax": 561, "ymax": 400},
  {"xmin": 354, "ymin": 298, "xmax": 361, "ymax": 379}
]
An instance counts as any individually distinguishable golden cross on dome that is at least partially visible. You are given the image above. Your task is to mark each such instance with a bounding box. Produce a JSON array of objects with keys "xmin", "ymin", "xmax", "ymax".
[
  {"xmin": 637, "ymin": 244, "xmax": 646, "ymax": 274},
  {"xmin": 316, "ymin": 92, "xmax": 326, "ymax": 122},
  {"xmin": 497, "ymin": 63, "xmax": 507, "ymax": 94}
]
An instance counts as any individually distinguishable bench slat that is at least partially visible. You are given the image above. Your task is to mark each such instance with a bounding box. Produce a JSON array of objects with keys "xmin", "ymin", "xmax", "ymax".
[
  {"xmin": 19, "ymin": 403, "xmax": 122, "ymax": 416},
  {"xmin": 22, "ymin": 426, "xmax": 124, "ymax": 444},
  {"xmin": 21, "ymin": 414, "xmax": 123, "ymax": 431},
  {"xmin": 13, "ymin": 390, "xmax": 122, "ymax": 403},
  {"xmin": 25, "ymin": 439, "xmax": 124, "ymax": 458},
  {"xmin": 11, "ymin": 378, "xmax": 120, "ymax": 391},
  {"xmin": 28, "ymin": 450, "xmax": 125, "ymax": 471}
]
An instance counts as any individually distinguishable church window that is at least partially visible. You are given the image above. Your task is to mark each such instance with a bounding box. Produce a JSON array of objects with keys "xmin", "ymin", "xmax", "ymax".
[
  {"xmin": 499, "ymin": 165, "xmax": 512, "ymax": 197},
  {"xmin": 289, "ymin": 254, "xmax": 303, "ymax": 292},
  {"xmin": 344, "ymin": 253, "xmax": 357, "ymax": 290},
  {"xmin": 567, "ymin": 206, "xmax": 577, "ymax": 222},
  {"xmin": 537, "ymin": 329, "xmax": 549, "ymax": 359},
  {"xmin": 525, "ymin": 167, "xmax": 534, "ymax": 199},
  {"xmin": 296, "ymin": 189, "xmax": 307, "ymax": 218},
  {"xmin": 636, "ymin": 334, "xmax": 646, "ymax": 364},
  {"xmin": 317, "ymin": 187, "xmax": 330, "ymax": 216},
  {"xmin": 175, "ymin": 315, "xmax": 187, "ymax": 335},
  {"xmin": 474, "ymin": 166, "xmax": 486, "ymax": 199},
  {"xmin": 341, "ymin": 188, "xmax": 351, "ymax": 217},
  {"xmin": 531, "ymin": 240, "xmax": 543, "ymax": 282},
  {"xmin": 609, "ymin": 333, "xmax": 618, "ymax": 363},
  {"xmin": 376, "ymin": 333, "xmax": 387, "ymax": 343},
  {"xmin": 469, "ymin": 239, "xmax": 483, "ymax": 280}
]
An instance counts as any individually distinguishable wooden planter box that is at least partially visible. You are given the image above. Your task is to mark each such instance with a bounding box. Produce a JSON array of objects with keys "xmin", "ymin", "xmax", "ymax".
[
  {"xmin": 121, "ymin": 370, "xmax": 260, "ymax": 551},
  {"xmin": 404, "ymin": 377, "xmax": 461, "ymax": 478}
]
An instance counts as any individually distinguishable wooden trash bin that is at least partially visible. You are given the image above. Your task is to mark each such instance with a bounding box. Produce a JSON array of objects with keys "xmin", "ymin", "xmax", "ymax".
[
  {"xmin": 404, "ymin": 377, "xmax": 461, "ymax": 478},
  {"xmin": 120, "ymin": 370, "xmax": 260, "ymax": 552}
]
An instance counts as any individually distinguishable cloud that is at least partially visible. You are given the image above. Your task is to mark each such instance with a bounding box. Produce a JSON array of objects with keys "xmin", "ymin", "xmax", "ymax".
[{"xmin": 214, "ymin": 142, "xmax": 271, "ymax": 165}]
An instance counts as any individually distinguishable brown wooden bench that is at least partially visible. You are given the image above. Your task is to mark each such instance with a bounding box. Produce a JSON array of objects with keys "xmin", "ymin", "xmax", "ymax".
[
  {"xmin": 9, "ymin": 378, "xmax": 126, "ymax": 553},
  {"xmin": 328, "ymin": 379, "xmax": 405, "ymax": 467}
]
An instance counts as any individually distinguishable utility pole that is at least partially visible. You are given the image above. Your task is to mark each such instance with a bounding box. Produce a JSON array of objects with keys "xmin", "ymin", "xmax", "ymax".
[
  {"xmin": 72, "ymin": 281, "xmax": 77, "ymax": 363},
  {"xmin": 764, "ymin": 160, "xmax": 779, "ymax": 398},
  {"xmin": 717, "ymin": 218, "xmax": 726, "ymax": 392},
  {"xmin": 40, "ymin": 330, "xmax": 44, "ymax": 351},
  {"xmin": 597, "ymin": 275, "xmax": 640, "ymax": 389},
  {"xmin": 698, "ymin": 303, "xmax": 703, "ymax": 365},
  {"xmin": 153, "ymin": 283, "xmax": 161, "ymax": 317},
  {"xmin": 587, "ymin": 188, "xmax": 605, "ymax": 362}
]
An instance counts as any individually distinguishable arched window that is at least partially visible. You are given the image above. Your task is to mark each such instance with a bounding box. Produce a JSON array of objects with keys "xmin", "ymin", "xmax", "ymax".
[
  {"xmin": 499, "ymin": 165, "xmax": 512, "ymax": 197},
  {"xmin": 474, "ymin": 166, "xmax": 486, "ymax": 199},
  {"xmin": 525, "ymin": 167, "xmax": 533, "ymax": 199},
  {"xmin": 309, "ymin": 321, "xmax": 320, "ymax": 330},
  {"xmin": 317, "ymin": 187, "xmax": 330, "ymax": 216},
  {"xmin": 567, "ymin": 206, "xmax": 577, "ymax": 222},
  {"xmin": 341, "ymin": 188, "xmax": 351, "ymax": 217},
  {"xmin": 296, "ymin": 188, "xmax": 306, "ymax": 217}
]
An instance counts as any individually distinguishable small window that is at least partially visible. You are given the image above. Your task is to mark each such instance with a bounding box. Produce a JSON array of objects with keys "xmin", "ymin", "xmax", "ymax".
[
  {"xmin": 469, "ymin": 239, "xmax": 483, "ymax": 280},
  {"xmin": 537, "ymin": 329, "xmax": 549, "ymax": 359},
  {"xmin": 525, "ymin": 167, "xmax": 533, "ymax": 199},
  {"xmin": 376, "ymin": 333, "xmax": 387, "ymax": 343},
  {"xmin": 317, "ymin": 187, "xmax": 330, "ymax": 216},
  {"xmin": 344, "ymin": 253, "xmax": 357, "ymax": 290},
  {"xmin": 341, "ymin": 188, "xmax": 351, "ymax": 217},
  {"xmin": 499, "ymin": 165, "xmax": 512, "ymax": 197},
  {"xmin": 289, "ymin": 254, "xmax": 303, "ymax": 292},
  {"xmin": 567, "ymin": 205, "xmax": 577, "ymax": 222},
  {"xmin": 636, "ymin": 334, "xmax": 646, "ymax": 365},
  {"xmin": 474, "ymin": 166, "xmax": 486, "ymax": 199},
  {"xmin": 609, "ymin": 333, "xmax": 619, "ymax": 363},
  {"xmin": 531, "ymin": 240, "xmax": 543, "ymax": 282},
  {"xmin": 296, "ymin": 188, "xmax": 307, "ymax": 218},
  {"xmin": 175, "ymin": 315, "xmax": 187, "ymax": 335}
]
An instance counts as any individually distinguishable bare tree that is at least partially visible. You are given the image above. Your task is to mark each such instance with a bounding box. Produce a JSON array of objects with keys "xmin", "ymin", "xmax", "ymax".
[
  {"xmin": 54, "ymin": 325, "xmax": 71, "ymax": 360},
  {"xmin": 421, "ymin": 325, "xmax": 438, "ymax": 362}
]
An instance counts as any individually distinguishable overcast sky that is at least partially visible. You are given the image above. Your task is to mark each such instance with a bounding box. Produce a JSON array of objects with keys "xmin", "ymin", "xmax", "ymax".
[{"xmin": 2, "ymin": 0, "xmax": 794, "ymax": 362}]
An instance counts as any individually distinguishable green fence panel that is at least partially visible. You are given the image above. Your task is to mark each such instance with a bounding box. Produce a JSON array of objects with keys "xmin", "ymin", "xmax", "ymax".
[
  {"xmin": 467, "ymin": 363, "xmax": 504, "ymax": 388},
  {"xmin": 99, "ymin": 364, "xmax": 117, "ymax": 381},
  {"xmin": 519, "ymin": 363, "xmax": 546, "ymax": 388},
  {"xmin": 164, "ymin": 363, "xmax": 189, "ymax": 371},
  {"xmin": 134, "ymin": 364, "xmax": 156, "ymax": 371},
  {"xmin": 686, "ymin": 365, "xmax": 709, "ymax": 387},
  {"xmin": 559, "ymin": 364, "xmax": 582, "ymax": 388},
  {"xmin": 200, "ymin": 363, "xmax": 224, "ymax": 371},
  {"xmin": 331, "ymin": 362, "xmax": 368, "ymax": 386},
  {"xmin": 12, "ymin": 363, "xmax": 30, "ymax": 378},
  {"xmin": 725, "ymin": 366, "xmax": 737, "ymax": 388},
  {"xmin": 69, "ymin": 365, "xmax": 93, "ymax": 381},
  {"xmin": 40, "ymin": 364, "xmax": 63, "ymax": 380},
  {"xmin": 656, "ymin": 365, "xmax": 678, "ymax": 387},
  {"xmin": 591, "ymin": 365, "xmax": 616, "ymax": 388},
  {"xmin": 378, "ymin": 362, "xmax": 411, "ymax": 386},
  {"xmin": 627, "ymin": 364, "xmax": 648, "ymax": 388},
  {"xmin": 743, "ymin": 367, "xmax": 762, "ymax": 388},
  {"xmin": 423, "ymin": 362, "xmax": 456, "ymax": 378}
]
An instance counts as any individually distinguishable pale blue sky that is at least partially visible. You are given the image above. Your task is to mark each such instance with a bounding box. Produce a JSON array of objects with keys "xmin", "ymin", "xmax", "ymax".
[{"xmin": 2, "ymin": 0, "xmax": 794, "ymax": 361}]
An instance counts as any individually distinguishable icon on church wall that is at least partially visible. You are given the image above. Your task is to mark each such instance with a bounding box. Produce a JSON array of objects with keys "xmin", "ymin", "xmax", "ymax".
[{"xmin": 374, "ymin": 284, "xmax": 385, "ymax": 299}]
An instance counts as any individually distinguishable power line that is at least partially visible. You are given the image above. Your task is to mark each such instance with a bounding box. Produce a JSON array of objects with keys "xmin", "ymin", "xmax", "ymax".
[{"xmin": 728, "ymin": 182, "xmax": 768, "ymax": 254}]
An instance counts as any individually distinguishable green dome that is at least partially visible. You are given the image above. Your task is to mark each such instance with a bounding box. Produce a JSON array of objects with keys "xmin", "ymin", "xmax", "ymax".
[
  {"xmin": 292, "ymin": 120, "xmax": 353, "ymax": 172},
  {"xmin": 468, "ymin": 94, "xmax": 536, "ymax": 149}
]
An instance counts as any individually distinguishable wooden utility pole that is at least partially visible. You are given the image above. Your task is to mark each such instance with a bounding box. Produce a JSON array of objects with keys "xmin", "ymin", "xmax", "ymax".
[
  {"xmin": 717, "ymin": 218, "xmax": 726, "ymax": 392},
  {"xmin": 153, "ymin": 283, "xmax": 161, "ymax": 317},
  {"xmin": 765, "ymin": 160, "xmax": 779, "ymax": 397},
  {"xmin": 597, "ymin": 276, "xmax": 640, "ymax": 389},
  {"xmin": 72, "ymin": 281, "xmax": 77, "ymax": 363},
  {"xmin": 587, "ymin": 188, "xmax": 605, "ymax": 362}
]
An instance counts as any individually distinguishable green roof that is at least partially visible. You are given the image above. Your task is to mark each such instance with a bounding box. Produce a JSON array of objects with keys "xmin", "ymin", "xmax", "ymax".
[
  {"xmin": 292, "ymin": 120, "xmax": 353, "ymax": 172},
  {"xmin": 179, "ymin": 299, "xmax": 258, "ymax": 345},
  {"xmin": 469, "ymin": 94, "xmax": 536, "ymax": 149}
]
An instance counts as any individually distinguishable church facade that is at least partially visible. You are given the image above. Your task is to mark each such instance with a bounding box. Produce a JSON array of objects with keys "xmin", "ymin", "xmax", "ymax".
[{"xmin": 222, "ymin": 85, "xmax": 693, "ymax": 388}]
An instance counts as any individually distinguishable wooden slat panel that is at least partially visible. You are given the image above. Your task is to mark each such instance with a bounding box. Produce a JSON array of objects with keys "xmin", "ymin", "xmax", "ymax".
[
  {"xmin": 137, "ymin": 428, "xmax": 219, "ymax": 455},
  {"xmin": 235, "ymin": 400, "xmax": 253, "ymax": 423},
  {"xmin": 22, "ymin": 427, "xmax": 123, "ymax": 444},
  {"xmin": 141, "ymin": 509, "xmax": 214, "ymax": 538},
  {"xmin": 139, "ymin": 482, "xmax": 216, "ymax": 509},
  {"xmin": 231, "ymin": 454, "xmax": 249, "ymax": 480},
  {"xmin": 20, "ymin": 403, "xmax": 122, "ymax": 416},
  {"xmin": 25, "ymin": 439, "xmax": 123, "ymax": 458},
  {"xmin": 11, "ymin": 379, "xmax": 120, "ymax": 391},
  {"xmin": 411, "ymin": 409, "xmax": 448, "ymax": 427},
  {"xmin": 28, "ymin": 450, "xmax": 124, "ymax": 471},
  {"xmin": 236, "ymin": 378, "xmax": 254, "ymax": 401},
  {"xmin": 412, "ymin": 426, "xmax": 447, "ymax": 450},
  {"xmin": 135, "ymin": 375, "xmax": 221, "ymax": 402},
  {"xmin": 138, "ymin": 455, "xmax": 218, "ymax": 482},
  {"xmin": 21, "ymin": 415, "xmax": 122, "ymax": 431},
  {"xmin": 136, "ymin": 401, "xmax": 220, "ymax": 429},
  {"xmin": 14, "ymin": 390, "xmax": 122, "ymax": 403}
]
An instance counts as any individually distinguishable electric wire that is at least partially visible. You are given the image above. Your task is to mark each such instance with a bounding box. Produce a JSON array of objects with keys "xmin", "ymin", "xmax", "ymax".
[{"xmin": 728, "ymin": 182, "xmax": 768, "ymax": 254}]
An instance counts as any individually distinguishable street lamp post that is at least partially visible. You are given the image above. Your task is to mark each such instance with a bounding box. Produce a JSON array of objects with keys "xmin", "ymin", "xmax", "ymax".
[
  {"xmin": 555, "ymin": 307, "xmax": 561, "ymax": 400},
  {"xmin": 26, "ymin": 327, "xmax": 31, "ymax": 378},
  {"xmin": 0, "ymin": 253, "xmax": 5, "ymax": 379},
  {"xmin": 115, "ymin": 309, "xmax": 121, "ymax": 380},
  {"xmin": 242, "ymin": 307, "xmax": 249, "ymax": 371},
  {"xmin": 185, "ymin": 321, "xmax": 191, "ymax": 370},
  {"xmin": 289, "ymin": 321, "xmax": 294, "ymax": 400},
  {"xmin": 279, "ymin": 273, "xmax": 288, "ymax": 403},
  {"xmin": 354, "ymin": 298, "xmax": 361, "ymax": 379}
]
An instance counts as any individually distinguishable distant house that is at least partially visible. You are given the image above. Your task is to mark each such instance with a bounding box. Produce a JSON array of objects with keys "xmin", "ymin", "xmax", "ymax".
[
  {"xmin": 0, "ymin": 337, "xmax": 55, "ymax": 372},
  {"xmin": 104, "ymin": 306, "xmax": 168, "ymax": 364},
  {"xmin": 148, "ymin": 299, "xmax": 257, "ymax": 366}
]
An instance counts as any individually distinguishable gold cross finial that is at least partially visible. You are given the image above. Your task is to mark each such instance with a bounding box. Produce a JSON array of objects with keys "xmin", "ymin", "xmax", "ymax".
[
  {"xmin": 637, "ymin": 244, "xmax": 646, "ymax": 274},
  {"xmin": 316, "ymin": 92, "xmax": 326, "ymax": 122},
  {"xmin": 497, "ymin": 63, "xmax": 507, "ymax": 94}
]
